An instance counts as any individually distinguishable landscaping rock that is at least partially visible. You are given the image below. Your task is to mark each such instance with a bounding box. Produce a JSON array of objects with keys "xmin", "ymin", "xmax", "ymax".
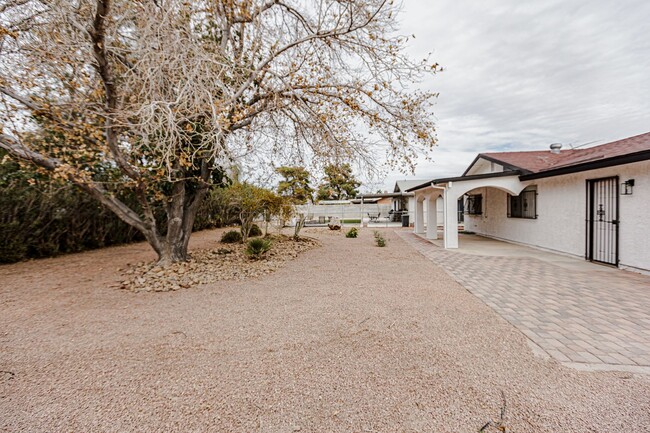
[{"xmin": 118, "ymin": 235, "xmax": 320, "ymax": 292}]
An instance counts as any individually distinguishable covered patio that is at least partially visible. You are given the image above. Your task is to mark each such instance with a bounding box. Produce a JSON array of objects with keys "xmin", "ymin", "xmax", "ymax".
[
  {"xmin": 421, "ymin": 231, "xmax": 633, "ymax": 273},
  {"xmin": 407, "ymin": 173, "xmax": 529, "ymax": 248}
]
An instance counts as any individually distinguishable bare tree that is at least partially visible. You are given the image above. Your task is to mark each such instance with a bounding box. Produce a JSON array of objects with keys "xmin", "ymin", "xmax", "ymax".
[{"xmin": 0, "ymin": 0, "xmax": 439, "ymax": 265}]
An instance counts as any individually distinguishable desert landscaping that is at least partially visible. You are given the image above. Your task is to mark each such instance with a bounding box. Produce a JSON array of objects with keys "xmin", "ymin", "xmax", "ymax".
[
  {"xmin": 1, "ymin": 228, "xmax": 648, "ymax": 432},
  {"xmin": 2, "ymin": 0, "xmax": 650, "ymax": 431}
]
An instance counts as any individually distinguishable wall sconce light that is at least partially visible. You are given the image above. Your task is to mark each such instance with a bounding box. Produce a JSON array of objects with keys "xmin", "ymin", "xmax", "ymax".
[{"xmin": 622, "ymin": 179, "xmax": 634, "ymax": 195}]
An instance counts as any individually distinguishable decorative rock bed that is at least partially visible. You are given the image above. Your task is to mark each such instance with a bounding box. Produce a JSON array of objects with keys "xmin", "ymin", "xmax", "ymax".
[{"xmin": 118, "ymin": 235, "xmax": 320, "ymax": 292}]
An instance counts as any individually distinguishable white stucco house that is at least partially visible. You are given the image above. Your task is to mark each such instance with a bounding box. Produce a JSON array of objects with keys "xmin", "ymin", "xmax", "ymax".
[
  {"xmin": 407, "ymin": 132, "xmax": 650, "ymax": 274},
  {"xmin": 393, "ymin": 180, "xmax": 464, "ymax": 226}
]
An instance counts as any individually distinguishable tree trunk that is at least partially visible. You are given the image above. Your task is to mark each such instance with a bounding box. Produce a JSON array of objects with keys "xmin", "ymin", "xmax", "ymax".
[
  {"xmin": 156, "ymin": 239, "xmax": 189, "ymax": 267},
  {"xmin": 240, "ymin": 213, "xmax": 254, "ymax": 242},
  {"xmin": 155, "ymin": 166, "xmax": 211, "ymax": 266},
  {"xmin": 0, "ymin": 135, "xmax": 214, "ymax": 268}
]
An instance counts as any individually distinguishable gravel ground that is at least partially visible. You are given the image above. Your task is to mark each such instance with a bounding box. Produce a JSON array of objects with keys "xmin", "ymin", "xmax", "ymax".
[{"xmin": 1, "ymin": 228, "xmax": 649, "ymax": 432}]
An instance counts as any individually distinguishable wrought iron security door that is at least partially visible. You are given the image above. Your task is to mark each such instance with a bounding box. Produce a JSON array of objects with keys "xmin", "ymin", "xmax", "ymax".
[{"xmin": 586, "ymin": 176, "xmax": 619, "ymax": 266}]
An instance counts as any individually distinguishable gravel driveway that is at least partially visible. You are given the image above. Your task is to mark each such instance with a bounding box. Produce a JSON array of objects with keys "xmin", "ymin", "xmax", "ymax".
[{"xmin": 1, "ymin": 228, "xmax": 649, "ymax": 432}]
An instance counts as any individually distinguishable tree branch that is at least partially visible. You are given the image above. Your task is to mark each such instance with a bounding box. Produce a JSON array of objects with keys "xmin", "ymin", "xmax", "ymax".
[
  {"xmin": 0, "ymin": 133, "xmax": 148, "ymax": 234},
  {"xmin": 90, "ymin": 0, "xmax": 142, "ymax": 182}
]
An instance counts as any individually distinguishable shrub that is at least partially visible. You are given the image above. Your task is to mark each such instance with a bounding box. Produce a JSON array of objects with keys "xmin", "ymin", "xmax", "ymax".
[
  {"xmin": 374, "ymin": 231, "xmax": 387, "ymax": 247},
  {"xmin": 248, "ymin": 223, "xmax": 263, "ymax": 237},
  {"xmin": 221, "ymin": 230, "xmax": 242, "ymax": 243},
  {"xmin": 226, "ymin": 182, "xmax": 282, "ymax": 241},
  {"xmin": 0, "ymin": 150, "xmax": 234, "ymax": 263},
  {"xmin": 345, "ymin": 227, "xmax": 358, "ymax": 238},
  {"xmin": 0, "ymin": 161, "xmax": 146, "ymax": 263},
  {"xmin": 246, "ymin": 238, "xmax": 272, "ymax": 258}
]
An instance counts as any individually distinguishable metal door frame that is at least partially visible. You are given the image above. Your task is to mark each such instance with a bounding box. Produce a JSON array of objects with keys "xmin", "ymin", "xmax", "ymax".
[{"xmin": 585, "ymin": 176, "xmax": 619, "ymax": 266}]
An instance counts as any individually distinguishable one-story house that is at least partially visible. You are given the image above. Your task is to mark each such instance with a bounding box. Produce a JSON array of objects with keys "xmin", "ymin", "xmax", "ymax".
[
  {"xmin": 391, "ymin": 179, "xmax": 464, "ymax": 225},
  {"xmin": 407, "ymin": 132, "xmax": 650, "ymax": 274},
  {"xmin": 393, "ymin": 180, "xmax": 426, "ymax": 213}
]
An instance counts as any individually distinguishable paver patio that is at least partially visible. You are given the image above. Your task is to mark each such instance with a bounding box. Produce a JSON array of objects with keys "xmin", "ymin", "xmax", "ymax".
[{"xmin": 398, "ymin": 231, "xmax": 650, "ymax": 373}]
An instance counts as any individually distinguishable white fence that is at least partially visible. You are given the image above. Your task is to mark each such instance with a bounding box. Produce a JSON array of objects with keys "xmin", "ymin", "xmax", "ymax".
[{"xmin": 294, "ymin": 203, "xmax": 413, "ymax": 227}]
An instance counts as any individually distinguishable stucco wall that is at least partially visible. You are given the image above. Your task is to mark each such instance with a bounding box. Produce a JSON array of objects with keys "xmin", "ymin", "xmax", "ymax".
[{"xmin": 464, "ymin": 160, "xmax": 650, "ymax": 273}]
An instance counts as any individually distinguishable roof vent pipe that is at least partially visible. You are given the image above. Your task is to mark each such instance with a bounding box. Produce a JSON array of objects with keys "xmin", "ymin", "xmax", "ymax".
[{"xmin": 549, "ymin": 143, "xmax": 562, "ymax": 154}]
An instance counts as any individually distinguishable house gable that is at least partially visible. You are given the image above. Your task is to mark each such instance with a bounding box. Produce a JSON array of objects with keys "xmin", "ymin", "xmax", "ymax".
[
  {"xmin": 463, "ymin": 156, "xmax": 508, "ymax": 176},
  {"xmin": 394, "ymin": 180, "xmax": 427, "ymax": 193}
]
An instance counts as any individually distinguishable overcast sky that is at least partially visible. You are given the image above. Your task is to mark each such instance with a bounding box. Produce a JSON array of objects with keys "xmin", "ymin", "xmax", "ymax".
[{"xmin": 377, "ymin": 0, "xmax": 650, "ymax": 190}]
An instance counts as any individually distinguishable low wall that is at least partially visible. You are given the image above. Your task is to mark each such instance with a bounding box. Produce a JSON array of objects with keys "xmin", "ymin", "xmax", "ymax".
[{"xmin": 295, "ymin": 203, "xmax": 393, "ymax": 222}]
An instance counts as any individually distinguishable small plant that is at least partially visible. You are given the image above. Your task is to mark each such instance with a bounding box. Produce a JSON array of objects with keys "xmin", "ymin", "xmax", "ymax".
[
  {"xmin": 374, "ymin": 231, "xmax": 387, "ymax": 247},
  {"xmin": 246, "ymin": 238, "xmax": 272, "ymax": 258},
  {"xmin": 248, "ymin": 223, "xmax": 263, "ymax": 237},
  {"xmin": 221, "ymin": 230, "xmax": 242, "ymax": 244},
  {"xmin": 345, "ymin": 227, "xmax": 358, "ymax": 238},
  {"xmin": 479, "ymin": 390, "xmax": 507, "ymax": 432},
  {"xmin": 294, "ymin": 213, "xmax": 306, "ymax": 240}
]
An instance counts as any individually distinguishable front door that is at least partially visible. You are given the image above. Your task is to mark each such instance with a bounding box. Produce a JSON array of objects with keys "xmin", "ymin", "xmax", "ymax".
[{"xmin": 586, "ymin": 176, "xmax": 619, "ymax": 266}]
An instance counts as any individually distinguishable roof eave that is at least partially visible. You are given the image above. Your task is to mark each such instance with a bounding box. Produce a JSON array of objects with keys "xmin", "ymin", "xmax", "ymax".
[
  {"xmin": 356, "ymin": 192, "xmax": 405, "ymax": 199},
  {"xmin": 406, "ymin": 170, "xmax": 522, "ymax": 192},
  {"xmin": 433, "ymin": 170, "xmax": 522, "ymax": 184},
  {"xmin": 405, "ymin": 181, "xmax": 434, "ymax": 192},
  {"xmin": 520, "ymin": 150, "xmax": 650, "ymax": 181}
]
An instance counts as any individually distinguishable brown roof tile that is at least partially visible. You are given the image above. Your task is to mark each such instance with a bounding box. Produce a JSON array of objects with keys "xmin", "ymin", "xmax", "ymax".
[{"xmin": 480, "ymin": 131, "xmax": 650, "ymax": 174}]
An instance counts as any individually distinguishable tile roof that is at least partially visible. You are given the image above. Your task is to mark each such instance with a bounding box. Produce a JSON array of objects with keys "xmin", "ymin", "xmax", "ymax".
[{"xmin": 480, "ymin": 131, "xmax": 650, "ymax": 174}]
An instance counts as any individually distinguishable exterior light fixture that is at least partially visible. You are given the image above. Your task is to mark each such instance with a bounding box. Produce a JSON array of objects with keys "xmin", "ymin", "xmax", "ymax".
[{"xmin": 621, "ymin": 179, "xmax": 634, "ymax": 195}]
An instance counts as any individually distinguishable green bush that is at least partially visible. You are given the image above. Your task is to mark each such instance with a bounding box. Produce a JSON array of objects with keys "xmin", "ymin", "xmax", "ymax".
[
  {"xmin": 220, "ymin": 230, "xmax": 242, "ymax": 243},
  {"xmin": 345, "ymin": 227, "xmax": 358, "ymax": 238},
  {"xmin": 0, "ymin": 160, "xmax": 146, "ymax": 263},
  {"xmin": 0, "ymin": 149, "xmax": 235, "ymax": 263},
  {"xmin": 248, "ymin": 223, "xmax": 263, "ymax": 237},
  {"xmin": 374, "ymin": 231, "xmax": 387, "ymax": 247},
  {"xmin": 246, "ymin": 238, "xmax": 272, "ymax": 258},
  {"xmin": 0, "ymin": 221, "xmax": 28, "ymax": 263},
  {"xmin": 194, "ymin": 186, "xmax": 239, "ymax": 230}
]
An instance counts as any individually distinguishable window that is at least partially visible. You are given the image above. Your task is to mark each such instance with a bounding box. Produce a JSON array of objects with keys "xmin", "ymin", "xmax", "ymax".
[
  {"xmin": 457, "ymin": 197, "xmax": 464, "ymax": 223},
  {"xmin": 508, "ymin": 186, "xmax": 537, "ymax": 219},
  {"xmin": 465, "ymin": 194, "xmax": 482, "ymax": 215}
]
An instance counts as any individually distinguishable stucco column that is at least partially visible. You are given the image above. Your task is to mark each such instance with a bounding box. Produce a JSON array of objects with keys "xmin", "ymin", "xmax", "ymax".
[
  {"xmin": 359, "ymin": 197, "xmax": 364, "ymax": 228},
  {"xmin": 415, "ymin": 197, "xmax": 425, "ymax": 234},
  {"xmin": 426, "ymin": 195, "xmax": 438, "ymax": 239},
  {"xmin": 443, "ymin": 188, "xmax": 459, "ymax": 248}
]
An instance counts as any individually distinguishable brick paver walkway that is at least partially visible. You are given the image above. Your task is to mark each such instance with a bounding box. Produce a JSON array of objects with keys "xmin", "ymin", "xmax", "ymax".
[{"xmin": 398, "ymin": 231, "xmax": 650, "ymax": 373}]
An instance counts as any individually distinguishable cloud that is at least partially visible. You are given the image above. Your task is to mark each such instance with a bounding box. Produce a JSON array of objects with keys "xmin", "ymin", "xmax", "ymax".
[{"xmin": 378, "ymin": 0, "xmax": 650, "ymax": 189}]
